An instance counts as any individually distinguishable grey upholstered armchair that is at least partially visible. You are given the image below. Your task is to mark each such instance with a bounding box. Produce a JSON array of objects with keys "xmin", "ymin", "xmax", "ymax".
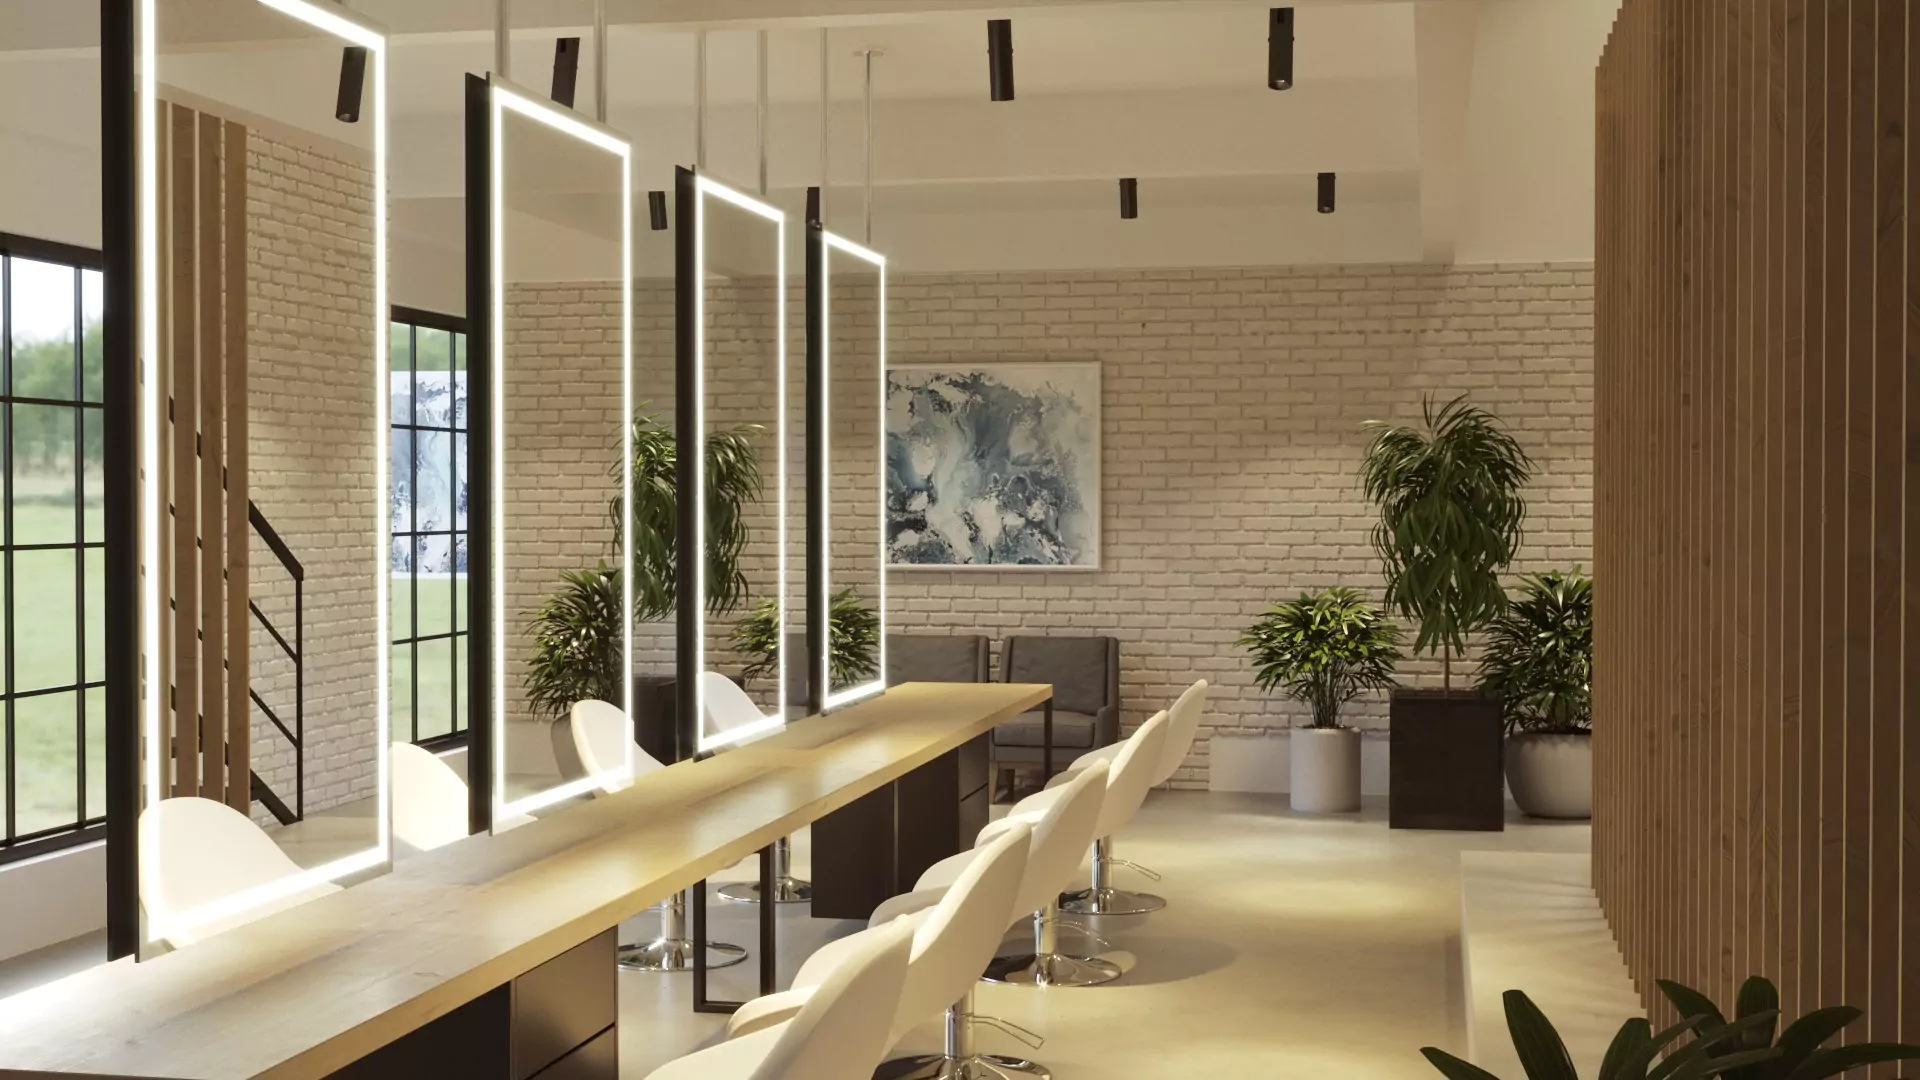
[
  {"xmin": 885, "ymin": 634, "xmax": 992, "ymax": 686},
  {"xmin": 992, "ymin": 635, "xmax": 1120, "ymax": 791}
]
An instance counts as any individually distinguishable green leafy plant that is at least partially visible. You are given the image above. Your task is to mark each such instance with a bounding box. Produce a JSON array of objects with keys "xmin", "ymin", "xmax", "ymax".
[
  {"xmin": 1237, "ymin": 586, "xmax": 1403, "ymax": 728},
  {"xmin": 1476, "ymin": 569, "xmax": 1593, "ymax": 735},
  {"xmin": 1419, "ymin": 977, "xmax": 1920, "ymax": 1080},
  {"xmin": 731, "ymin": 588, "xmax": 881, "ymax": 691},
  {"xmin": 1361, "ymin": 393, "xmax": 1535, "ymax": 688},
  {"xmin": 523, "ymin": 564, "xmax": 625, "ymax": 720},
  {"xmin": 611, "ymin": 406, "xmax": 764, "ymax": 621}
]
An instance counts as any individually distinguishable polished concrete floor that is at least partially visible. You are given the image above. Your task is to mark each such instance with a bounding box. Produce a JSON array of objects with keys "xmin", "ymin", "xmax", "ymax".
[
  {"xmin": 620, "ymin": 791, "xmax": 1592, "ymax": 1079},
  {"xmin": 0, "ymin": 791, "xmax": 1594, "ymax": 1077}
]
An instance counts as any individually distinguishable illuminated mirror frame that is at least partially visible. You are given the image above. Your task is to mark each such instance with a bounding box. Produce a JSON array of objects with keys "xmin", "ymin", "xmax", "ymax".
[
  {"xmin": 809, "ymin": 226, "xmax": 887, "ymax": 711},
  {"xmin": 136, "ymin": 0, "xmax": 390, "ymax": 947},
  {"xmin": 485, "ymin": 77, "xmax": 635, "ymax": 822},
  {"xmin": 676, "ymin": 168, "xmax": 788, "ymax": 755}
]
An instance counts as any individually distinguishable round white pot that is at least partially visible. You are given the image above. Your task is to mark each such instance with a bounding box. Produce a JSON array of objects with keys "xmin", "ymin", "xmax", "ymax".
[
  {"xmin": 1290, "ymin": 727, "xmax": 1362, "ymax": 813},
  {"xmin": 1505, "ymin": 732, "xmax": 1592, "ymax": 820}
]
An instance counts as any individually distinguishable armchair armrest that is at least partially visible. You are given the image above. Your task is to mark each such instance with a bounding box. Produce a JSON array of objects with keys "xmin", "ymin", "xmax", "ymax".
[{"xmin": 1094, "ymin": 704, "xmax": 1120, "ymax": 749}]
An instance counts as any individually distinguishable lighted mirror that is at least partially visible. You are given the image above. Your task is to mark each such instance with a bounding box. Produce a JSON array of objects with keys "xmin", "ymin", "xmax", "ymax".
[
  {"xmin": 138, "ymin": 0, "xmax": 389, "ymax": 950},
  {"xmin": 813, "ymin": 229, "xmax": 887, "ymax": 710},
  {"xmin": 680, "ymin": 171, "xmax": 789, "ymax": 753},
  {"xmin": 487, "ymin": 79, "xmax": 634, "ymax": 824}
]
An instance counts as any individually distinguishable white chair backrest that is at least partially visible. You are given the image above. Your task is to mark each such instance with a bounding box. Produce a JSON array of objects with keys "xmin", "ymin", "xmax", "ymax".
[
  {"xmin": 1153, "ymin": 679, "xmax": 1210, "ymax": 786},
  {"xmin": 754, "ymin": 916, "xmax": 914, "ymax": 1080},
  {"xmin": 1017, "ymin": 761, "xmax": 1108, "ymax": 915},
  {"xmin": 1097, "ymin": 710, "xmax": 1171, "ymax": 837},
  {"xmin": 568, "ymin": 699, "xmax": 666, "ymax": 794},
  {"xmin": 391, "ymin": 742, "xmax": 471, "ymax": 852},
  {"xmin": 892, "ymin": 821, "xmax": 1031, "ymax": 1045},
  {"xmin": 702, "ymin": 671, "xmax": 766, "ymax": 733},
  {"xmin": 139, "ymin": 796, "xmax": 325, "ymax": 947}
]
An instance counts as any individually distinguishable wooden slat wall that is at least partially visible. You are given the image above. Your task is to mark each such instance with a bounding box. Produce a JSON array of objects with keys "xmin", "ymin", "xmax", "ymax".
[
  {"xmin": 1593, "ymin": 0, "xmax": 1917, "ymax": 1054},
  {"xmin": 157, "ymin": 103, "xmax": 252, "ymax": 812}
]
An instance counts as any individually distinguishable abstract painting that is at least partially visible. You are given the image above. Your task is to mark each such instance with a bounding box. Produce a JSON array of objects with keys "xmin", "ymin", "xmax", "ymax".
[{"xmin": 885, "ymin": 362, "xmax": 1100, "ymax": 569}]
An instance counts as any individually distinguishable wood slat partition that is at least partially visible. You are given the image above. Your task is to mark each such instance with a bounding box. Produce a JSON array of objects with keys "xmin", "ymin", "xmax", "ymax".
[
  {"xmin": 1594, "ymin": 0, "xmax": 1918, "ymax": 1053},
  {"xmin": 158, "ymin": 103, "xmax": 252, "ymax": 812}
]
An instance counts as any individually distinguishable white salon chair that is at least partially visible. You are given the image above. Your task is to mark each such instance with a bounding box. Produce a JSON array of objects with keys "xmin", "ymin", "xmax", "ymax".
[
  {"xmin": 139, "ymin": 796, "xmax": 341, "ymax": 949},
  {"xmin": 390, "ymin": 741, "xmax": 536, "ymax": 852},
  {"xmin": 722, "ymin": 822, "xmax": 1032, "ymax": 1054},
  {"xmin": 705, "ymin": 671, "xmax": 812, "ymax": 906},
  {"xmin": 643, "ymin": 916, "xmax": 914, "ymax": 1080},
  {"xmin": 1053, "ymin": 679, "xmax": 1209, "ymax": 915},
  {"xmin": 563, "ymin": 698, "xmax": 746, "ymax": 972}
]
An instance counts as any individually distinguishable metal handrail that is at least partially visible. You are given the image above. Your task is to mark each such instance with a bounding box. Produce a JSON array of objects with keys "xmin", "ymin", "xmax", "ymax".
[{"xmin": 246, "ymin": 500, "xmax": 303, "ymax": 824}]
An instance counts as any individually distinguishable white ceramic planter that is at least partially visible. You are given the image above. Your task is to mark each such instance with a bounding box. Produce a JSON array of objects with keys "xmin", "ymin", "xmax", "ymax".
[
  {"xmin": 1505, "ymin": 732, "xmax": 1592, "ymax": 820},
  {"xmin": 1290, "ymin": 727, "xmax": 1362, "ymax": 813}
]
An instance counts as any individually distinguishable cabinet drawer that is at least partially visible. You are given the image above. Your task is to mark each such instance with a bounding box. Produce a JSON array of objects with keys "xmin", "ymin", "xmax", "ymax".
[
  {"xmin": 513, "ymin": 930, "xmax": 616, "ymax": 1080},
  {"xmin": 956, "ymin": 733, "xmax": 989, "ymax": 798}
]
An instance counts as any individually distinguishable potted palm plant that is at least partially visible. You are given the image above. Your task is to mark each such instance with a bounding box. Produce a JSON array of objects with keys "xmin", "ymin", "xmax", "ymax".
[
  {"xmin": 731, "ymin": 587, "xmax": 881, "ymax": 697},
  {"xmin": 524, "ymin": 407, "xmax": 762, "ymax": 761},
  {"xmin": 1477, "ymin": 569, "xmax": 1592, "ymax": 819},
  {"xmin": 1361, "ymin": 393, "xmax": 1533, "ymax": 830},
  {"xmin": 1239, "ymin": 587, "xmax": 1403, "ymax": 813}
]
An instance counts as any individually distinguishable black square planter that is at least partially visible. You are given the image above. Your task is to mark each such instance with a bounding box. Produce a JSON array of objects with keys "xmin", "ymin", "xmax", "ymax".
[{"xmin": 1388, "ymin": 689, "xmax": 1505, "ymax": 831}]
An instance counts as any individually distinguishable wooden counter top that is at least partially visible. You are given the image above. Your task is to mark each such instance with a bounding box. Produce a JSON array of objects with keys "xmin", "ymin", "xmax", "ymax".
[{"xmin": 0, "ymin": 682, "xmax": 1051, "ymax": 1080}]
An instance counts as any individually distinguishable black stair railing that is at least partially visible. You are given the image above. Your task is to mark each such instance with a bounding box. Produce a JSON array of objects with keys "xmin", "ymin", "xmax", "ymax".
[{"xmin": 247, "ymin": 501, "xmax": 303, "ymax": 825}]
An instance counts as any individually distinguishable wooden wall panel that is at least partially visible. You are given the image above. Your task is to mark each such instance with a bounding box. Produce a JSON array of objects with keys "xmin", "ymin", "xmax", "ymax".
[{"xmin": 1594, "ymin": 0, "xmax": 1916, "ymax": 1045}]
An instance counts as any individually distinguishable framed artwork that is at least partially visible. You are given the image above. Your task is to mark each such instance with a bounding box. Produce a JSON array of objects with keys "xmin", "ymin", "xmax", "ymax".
[{"xmin": 885, "ymin": 361, "xmax": 1101, "ymax": 570}]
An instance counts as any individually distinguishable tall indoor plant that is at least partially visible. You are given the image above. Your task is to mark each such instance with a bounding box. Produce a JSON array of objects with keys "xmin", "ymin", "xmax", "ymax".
[
  {"xmin": 1239, "ymin": 587, "xmax": 1403, "ymax": 812},
  {"xmin": 1477, "ymin": 568, "xmax": 1592, "ymax": 819},
  {"xmin": 1360, "ymin": 393, "xmax": 1533, "ymax": 830},
  {"xmin": 523, "ymin": 408, "xmax": 763, "ymax": 723},
  {"xmin": 731, "ymin": 587, "xmax": 881, "ymax": 698}
]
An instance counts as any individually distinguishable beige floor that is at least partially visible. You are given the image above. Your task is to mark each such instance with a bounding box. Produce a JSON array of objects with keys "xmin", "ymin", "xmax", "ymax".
[
  {"xmin": 620, "ymin": 791, "xmax": 1592, "ymax": 1079},
  {"xmin": 0, "ymin": 791, "xmax": 1594, "ymax": 1078}
]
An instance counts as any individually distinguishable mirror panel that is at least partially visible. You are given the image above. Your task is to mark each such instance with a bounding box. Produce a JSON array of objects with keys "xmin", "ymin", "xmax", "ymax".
[
  {"xmin": 690, "ymin": 174, "xmax": 787, "ymax": 753},
  {"xmin": 818, "ymin": 232, "xmax": 886, "ymax": 709},
  {"xmin": 139, "ymin": 0, "xmax": 389, "ymax": 950},
  {"xmin": 489, "ymin": 81, "xmax": 633, "ymax": 824}
]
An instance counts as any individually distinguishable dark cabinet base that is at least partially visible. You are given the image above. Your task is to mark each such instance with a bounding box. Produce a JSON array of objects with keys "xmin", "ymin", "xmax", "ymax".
[
  {"xmin": 329, "ymin": 930, "xmax": 618, "ymax": 1080},
  {"xmin": 812, "ymin": 734, "xmax": 991, "ymax": 920},
  {"xmin": 1388, "ymin": 690, "xmax": 1506, "ymax": 831}
]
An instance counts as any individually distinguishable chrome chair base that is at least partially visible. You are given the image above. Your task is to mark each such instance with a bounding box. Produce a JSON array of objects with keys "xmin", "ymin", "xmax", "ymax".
[
  {"xmin": 983, "ymin": 951, "xmax": 1121, "ymax": 988},
  {"xmin": 717, "ymin": 876, "xmax": 813, "ymax": 905},
  {"xmin": 1059, "ymin": 885, "xmax": 1166, "ymax": 917},
  {"xmin": 876, "ymin": 1053, "xmax": 1050, "ymax": 1079},
  {"xmin": 617, "ymin": 937, "xmax": 748, "ymax": 972}
]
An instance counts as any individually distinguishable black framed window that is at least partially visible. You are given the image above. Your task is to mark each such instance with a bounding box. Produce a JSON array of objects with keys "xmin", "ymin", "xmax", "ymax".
[
  {"xmin": 389, "ymin": 307, "xmax": 468, "ymax": 749},
  {"xmin": 0, "ymin": 233, "xmax": 106, "ymax": 864}
]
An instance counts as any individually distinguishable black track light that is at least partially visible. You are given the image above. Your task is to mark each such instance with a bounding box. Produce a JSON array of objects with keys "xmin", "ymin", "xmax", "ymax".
[
  {"xmin": 987, "ymin": 19, "xmax": 1015, "ymax": 101},
  {"xmin": 552, "ymin": 37, "xmax": 581, "ymax": 108},
  {"xmin": 336, "ymin": 46, "xmax": 367, "ymax": 123},
  {"xmin": 1318, "ymin": 171, "xmax": 1336, "ymax": 214},
  {"xmin": 1118, "ymin": 178, "xmax": 1138, "ymax": 220},
  {"xmin": 648, "ymin": 190, "xmax": 669, "ymax": 231},
  {"xmin": 806, "ymin": 186, "xmax": 822, "ymax": 227},
  {"xmin": 1268, "ymin": 8, "xmax": 1295, "ymax": 91}
]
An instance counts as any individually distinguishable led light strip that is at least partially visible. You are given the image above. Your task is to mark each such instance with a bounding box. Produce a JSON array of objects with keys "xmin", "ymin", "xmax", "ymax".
[
  {"xmin": 692, "ymin": 174, "xmax": 788, "ymax": 753},
  {"xmin": 487, "ymin": 79, "xmax": 637, "ymax": 823},
  {"xmin": 818, "ymin": 231, "xmax": 887, "ymax": 711},
  {"xmin": 138, "ymin": 0, "xmax": 391, "ymax": 947}
]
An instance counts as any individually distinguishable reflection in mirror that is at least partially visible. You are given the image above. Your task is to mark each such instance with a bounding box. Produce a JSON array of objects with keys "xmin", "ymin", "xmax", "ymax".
[
  {"xmin": 139, "ymin": 0, "xmax": 388, "ymax": 951},
  {"xmin": 692, "ymin": 174, "xmax": 787, "ymax": 753},
  {"xmin": 818, "ymin": 232, "xmax": 886, "ymax": 709},
  {"xmin": 491, "ymin": 81, "xmax": 633, "ymax": 824}
]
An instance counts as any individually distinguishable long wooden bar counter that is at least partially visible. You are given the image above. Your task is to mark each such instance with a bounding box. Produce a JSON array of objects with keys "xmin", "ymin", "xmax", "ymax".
[{"xmin": 0, "ymin": 682, "xmax": 1051, "ymax": 1080}]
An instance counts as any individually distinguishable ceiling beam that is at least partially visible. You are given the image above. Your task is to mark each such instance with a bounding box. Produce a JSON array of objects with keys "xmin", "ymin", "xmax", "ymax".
[{"xmin": 1412, "ymin": 0, "xmax": 1477, "ymax": 264}]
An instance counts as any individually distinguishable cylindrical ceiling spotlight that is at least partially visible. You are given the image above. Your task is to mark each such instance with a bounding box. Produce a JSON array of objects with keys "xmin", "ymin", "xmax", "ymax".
[
  {"xmin": 987, "ymin": 19, "xmax": 1015, "ymax": 101},
  {"xmin": 1118, "ymin": 178, "xmax": 1138, "ymax": 219},
  {"xmin": 1268, "ymin": 8, "xmax": 1295, "ymax": 91},
  {"xmin": 551, "ymin": 37, "xmax": 581, "ymax": 107},
  {"xmin": 1317, "ymin": 171, "xmax": 1336, "ymax": 214},
  {"xmin": 647, "ymin": 190, "xmax": 669, "ymax": 231},
  {"xmin": 336, "ymin": 46, "xmax": 368, "ymax": 123}
]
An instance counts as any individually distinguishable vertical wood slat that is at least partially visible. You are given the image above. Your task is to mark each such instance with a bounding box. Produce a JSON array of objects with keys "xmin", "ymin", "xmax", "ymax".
[
  {"xmin": 169, "ymin": 102, "xmax": 199, "ymax": 799},
  {"xmin": 156, "ymin": 102, "xmax": 174, "ymax": 800},
  {"xmin": 1597, "ymin": 0, "xmax": 1915, "ymax": 1042},
  {"xmin": 198, "ymin": 115, "xmax": 225, "ymax": 804},
  {"xmin": 225, "ymin": 121, "xmax": 250, "ymax": 815}
]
